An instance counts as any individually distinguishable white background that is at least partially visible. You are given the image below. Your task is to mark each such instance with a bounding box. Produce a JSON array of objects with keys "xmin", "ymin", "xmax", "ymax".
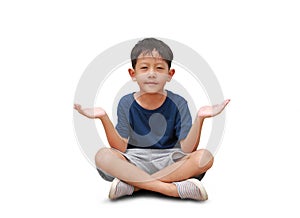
[{"xmin": 1, "ymin": 0, "xmax": 299, "ymax": 217}]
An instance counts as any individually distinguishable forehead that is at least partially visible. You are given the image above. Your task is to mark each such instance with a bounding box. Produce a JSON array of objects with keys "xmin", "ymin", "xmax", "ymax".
[{"xmin": 136, "ymin": 51, "xmax": 168, "ymax": 65}]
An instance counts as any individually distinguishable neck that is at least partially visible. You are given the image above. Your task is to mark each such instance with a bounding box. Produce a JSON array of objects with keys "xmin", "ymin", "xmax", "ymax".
[{"xmin": 134, "ymin": 90, "xmax": 167, "ymax": 110}]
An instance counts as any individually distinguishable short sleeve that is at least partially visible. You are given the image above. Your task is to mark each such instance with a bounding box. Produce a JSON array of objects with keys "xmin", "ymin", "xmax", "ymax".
[
  {"xmin": 115, "ymin": 97, "xmax": 131, "ymax": 139},
  {"xmin": 175, "ymin": 100, "xmax": 192, "ymax": 141}
]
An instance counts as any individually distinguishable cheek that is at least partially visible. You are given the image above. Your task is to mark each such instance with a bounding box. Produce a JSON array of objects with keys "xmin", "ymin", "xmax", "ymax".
[
  {"xmin": 158, "ymin": 74, "xmax": 170, "ymax": 81},
  {"xmin": 135, "ymin": 74, "xmax": 147, "ymax": 84},
  {"xmin": 135, "ymin": 74, "xmax": 146, "ymax": 80}
]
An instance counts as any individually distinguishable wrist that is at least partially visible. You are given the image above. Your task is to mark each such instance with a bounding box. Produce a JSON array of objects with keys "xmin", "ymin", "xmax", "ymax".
[
  {"xmin": 196, "ymin": 115, "xmax": 205, "ymax": 123},
  {"xmin": 98, "ymin": 113, "xmax": 107, "ymax": 120}
]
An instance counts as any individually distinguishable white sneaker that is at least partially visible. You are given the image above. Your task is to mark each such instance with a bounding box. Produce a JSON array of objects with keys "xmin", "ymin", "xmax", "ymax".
[
  {"xmin": 174, "ymin": 178, "xmax": 208, "ymax": 201},
  {"xmin": 108, "ymin": 178, "xmax": 134, "ymax": 200}
]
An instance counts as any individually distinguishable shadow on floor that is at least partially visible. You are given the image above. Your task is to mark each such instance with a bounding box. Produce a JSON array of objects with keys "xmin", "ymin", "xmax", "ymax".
[{"xmin": 105, "ymin": 189, "xmax": 207, "ymax": 204}]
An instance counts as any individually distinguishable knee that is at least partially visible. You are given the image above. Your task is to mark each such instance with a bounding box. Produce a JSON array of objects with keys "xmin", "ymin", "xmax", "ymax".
[
  {"xmin": 94, "ymin": 147, "xmax": 113, "ymax": 169},
  {"xmin": 194, "ymin": 149, "xmax": 214, "ymax": 170}
]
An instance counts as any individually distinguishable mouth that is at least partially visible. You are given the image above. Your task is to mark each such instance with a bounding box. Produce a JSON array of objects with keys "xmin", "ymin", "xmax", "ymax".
[{"xmin": 144, "ymin": 82, "xmax": 158, "ymax": 85}]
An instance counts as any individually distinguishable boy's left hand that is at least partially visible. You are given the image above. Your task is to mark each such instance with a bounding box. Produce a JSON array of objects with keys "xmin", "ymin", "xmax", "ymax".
[{"xmin": 197, "ymin": 99, "xmax": 230, "ymax": 118}]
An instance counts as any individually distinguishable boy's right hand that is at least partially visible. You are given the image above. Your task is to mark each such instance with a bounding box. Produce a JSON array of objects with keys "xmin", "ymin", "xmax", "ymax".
[{"xmin": 73, "ymin": 104, "xmax": 106, "ymax": 119}]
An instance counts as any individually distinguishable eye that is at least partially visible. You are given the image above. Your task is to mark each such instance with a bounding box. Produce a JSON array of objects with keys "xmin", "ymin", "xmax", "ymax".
[
  {"xmin": 156, "ymin": 66, "xmax": 164, "ymax": 70},
  {"xmin": 140, "ymin": 66, "xmax": 148, "ymax": 69}
]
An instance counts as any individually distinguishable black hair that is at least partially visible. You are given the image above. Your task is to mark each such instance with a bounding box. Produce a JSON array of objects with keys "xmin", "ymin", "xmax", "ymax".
[{"xmin": 130, "ymin": 38, "xmax": 173, "ymax": 69}]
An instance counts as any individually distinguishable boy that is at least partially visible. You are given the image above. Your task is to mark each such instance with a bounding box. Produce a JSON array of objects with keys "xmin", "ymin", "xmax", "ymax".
[{"xmin": 74, "ymin": 38, "xmax": 230, "ymax": 201}]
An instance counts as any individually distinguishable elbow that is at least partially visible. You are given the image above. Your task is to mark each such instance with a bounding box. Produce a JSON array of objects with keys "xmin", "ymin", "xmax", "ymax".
[
  {"xmin": 111, "ymin": 145, "xmax": 127, "ymax": 153},
  {"xmin": 180, "ymin": 140, "xmax": 194, "ymax": 153},
  {"xmin": 119, "ymin": 146, "xmax": 127, "ymax": 153},
  {"xmin": 181, "ymin": 147, "xmax": 193, "ymax": 153},
  {"xmin": 109, "ymin": 137, "xmax": 127, "ymax": 153},
  {"xmin": 118, "ymin": 138, "xmax": 128, "ymax": 153},
  {"xmin": 113, "ymin": 144, "xmax": 127, "ymax": 153}
]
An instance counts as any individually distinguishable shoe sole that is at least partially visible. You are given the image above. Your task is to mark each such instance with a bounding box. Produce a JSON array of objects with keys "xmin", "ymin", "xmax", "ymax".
[
  {"xmin": 108, "ymin": 178, "xmax": 120, "ymax": 200},
  {"xmin": 186, "ymin": 178, "xmax": 208, "ymax": 200}
]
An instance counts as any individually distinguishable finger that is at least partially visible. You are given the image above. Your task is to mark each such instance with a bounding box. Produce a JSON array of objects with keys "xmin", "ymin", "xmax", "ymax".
[
  {"xmin": 74, "ymin": 104, "xmax": 82, "ymax": 112},
  {"xmin": 221, "ymin": 99, "xmax": 230, "ymax": 107}
]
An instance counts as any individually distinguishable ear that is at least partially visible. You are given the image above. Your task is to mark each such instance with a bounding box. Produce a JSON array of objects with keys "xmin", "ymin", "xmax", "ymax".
[
  {"xmin": 128, "ymin": 68, "xmax": 137, "ymax": 81},
  {"xmin": 167, "ymin": 69, "xmax": 175, "ymax": 82}
]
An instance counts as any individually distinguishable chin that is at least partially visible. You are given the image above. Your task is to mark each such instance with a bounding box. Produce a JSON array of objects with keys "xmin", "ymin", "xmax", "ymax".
[
  {"xmin": 144, "ymin": 88, "xmax": 163, "ymax": 93},
  {"xmin": 144, "ymin": 91, "xmax": 159, "ymax": 94}
]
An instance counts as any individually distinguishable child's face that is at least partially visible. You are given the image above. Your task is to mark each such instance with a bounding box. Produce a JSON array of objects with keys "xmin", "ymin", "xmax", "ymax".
[{"xmin": 128, "ymin": 50, "xmax": 175, "ymax": 94}]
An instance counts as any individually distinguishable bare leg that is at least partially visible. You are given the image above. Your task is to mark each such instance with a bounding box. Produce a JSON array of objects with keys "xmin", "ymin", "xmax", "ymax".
[
  {"xmin": 152, "ymin": 149, "xmax": 214, "ymax": 182},
  {"xmin": 95, "ymin": 147, "xmax": 178, "ymax": 197},
  {"xmin": 95, "ymin": 148, "xmax": 214, "ymax": 198}
]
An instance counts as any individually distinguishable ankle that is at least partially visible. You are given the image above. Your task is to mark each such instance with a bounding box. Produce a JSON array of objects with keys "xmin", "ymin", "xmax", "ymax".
[
  {"xmin": 169, "ymin": 183, "xmax": 180, "ymax": 197},
  {"xmin": 134, "ymin": 187, "xmax": 140, "ymax": 192}
]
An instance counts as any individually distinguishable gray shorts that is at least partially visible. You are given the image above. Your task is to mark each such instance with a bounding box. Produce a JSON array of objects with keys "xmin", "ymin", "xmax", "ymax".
[{"xmin": 97, "ymin": 148, "xmax": 187, "ymax": 182}]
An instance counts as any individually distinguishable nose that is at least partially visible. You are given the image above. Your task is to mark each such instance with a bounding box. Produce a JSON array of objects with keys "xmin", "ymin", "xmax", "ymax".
[{"xmin": 148, "ymin": 71, "xmax": 157, "ymax": 78}]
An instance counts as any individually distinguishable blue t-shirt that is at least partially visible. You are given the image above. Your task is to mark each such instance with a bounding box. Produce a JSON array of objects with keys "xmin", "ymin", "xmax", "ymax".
[{"xmin": 116, "ymin": 90, "xmax": 192, "ymax": 149}]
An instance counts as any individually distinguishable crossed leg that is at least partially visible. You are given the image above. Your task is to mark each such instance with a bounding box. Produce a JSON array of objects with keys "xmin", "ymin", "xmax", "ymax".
[{"xmin": 95, "ymin": 147, "xmax": 214, "ymax": 198}]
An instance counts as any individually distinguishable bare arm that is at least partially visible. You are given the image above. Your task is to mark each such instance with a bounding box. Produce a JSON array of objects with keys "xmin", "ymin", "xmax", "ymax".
[
  {"xmin": 98, "ymin": 114, "xmax": 128, "ymax": 152},
  {"xmin": 74, "ymin": 104, "xmax": 128, "ymax": 152},
  {"xmin": 180, "ymin": 99, "xmax": 230, "ymax": 153},
  {"xmin": 180, "ymin": 116, "xmax": 204, "ymax": 153}
]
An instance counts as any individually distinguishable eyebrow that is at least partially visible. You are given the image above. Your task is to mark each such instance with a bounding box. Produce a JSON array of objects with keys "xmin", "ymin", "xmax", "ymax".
[{"xmin": 137, "ymin": 58, "xmax": 167, "ymax": 64}]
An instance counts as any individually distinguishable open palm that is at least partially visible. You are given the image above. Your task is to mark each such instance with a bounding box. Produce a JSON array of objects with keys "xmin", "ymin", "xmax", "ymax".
[
  {"xmin": 74, "ymin": 104, "xmax": 106, "ymax": 119},
  {"xmin": 198, "ymin": 99, "xmax": 230, "ymax": 118}
]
